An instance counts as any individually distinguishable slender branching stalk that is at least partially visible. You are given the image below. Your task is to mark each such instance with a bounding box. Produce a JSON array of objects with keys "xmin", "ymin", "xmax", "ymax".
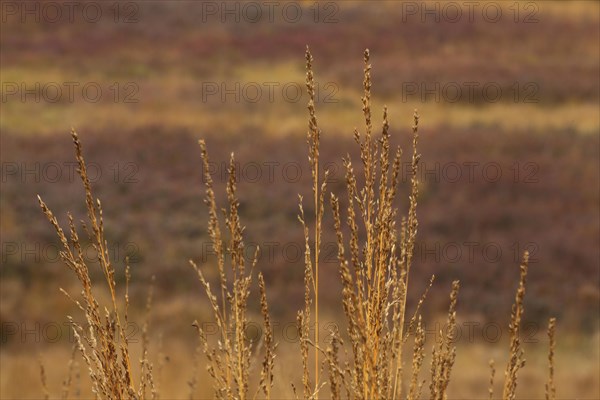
[
  {"xmin": 503, "ymin": 251, "xmax": 529, "ymax": 400},
  {"xmin": 328, "ymin": 48, "xmax": 429, "ymax": 400},
  {"xmin": 301, "ymin": 45, "xmax": 328, "ymax": 398},
  {"xmin": 489, "ymin": 359, "xmax": 496, "ymax": 400},
  {"xmin": 38, "ymin": 129, "xmax": 148, "ymax": 399},
  {"xmin": 429, "ymin": 281, "xmax": 460, "ymax": 400},
  {"xmin": 192, "ymin": 141, "xmax": 275, "ymax": 400},
  {"xmin": 545, "ymin": 317, "xmax": 557, "ymax": 400}
]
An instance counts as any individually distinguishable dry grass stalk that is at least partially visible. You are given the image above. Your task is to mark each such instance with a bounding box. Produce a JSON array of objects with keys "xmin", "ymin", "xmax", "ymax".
[
  {"xmin": 327, "ymin": 48, "xmax": 425, "ymax": 400},
  {"xmin": 429, "ymin": 281, "xmax": 460, "ymax": 400},
  {"xmin": 298, "ymin": 198, "xmax": 316, "ymax": 399},
  {"xmin": 38, "ymin": 129, "xmax": 152, "ymax": 399},
  {"xmin": 192, "ymin": 141, "xmax": 275, "ymax": 400},
  {"xmin": 324, "ymin": 327, "xmax": 347, "ymax": 400},
  {"xmin": 138, "ymin": 277, "xmax": 157, "ymax": 400},
  {"xmin": 407, "ymin": 316, "xmax": 426, "ymax": 400},
  {"xmin": 489, "ymin": 359, "xmax": 495, "ymax": 400},
  {"xmin": 503, "ymin": 251, "xmax": 529, "ymax": 400},
  {"xmin": 257, "ymin": 273, "xmax": 276, "ymax": 399},
  {"xmin": 545, "ymin": 317, "xmax": 557, "ymax": 400},
  {"xmin": 299, "ymin": 46, "xmax": 328, "ymax": 398}
]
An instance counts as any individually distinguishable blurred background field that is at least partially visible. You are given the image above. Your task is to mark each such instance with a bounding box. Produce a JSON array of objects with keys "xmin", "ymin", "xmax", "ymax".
[{"xmin": 1, "ymin": 1, "xmax": 599, "ymax": 398}]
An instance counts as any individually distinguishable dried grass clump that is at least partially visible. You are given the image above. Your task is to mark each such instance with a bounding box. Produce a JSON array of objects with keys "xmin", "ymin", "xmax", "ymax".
[
  {"xmin": 190, "ymin": 142, "xmax": 275, "ymax": 400},
  {"xmin": 39, "ymin": 49, "xmax": 559, "ymax": 400},
  {"xmin": 302, "ymin": 47, "xmax": 551, "ymax": 400},
  {"xmin": 300, "ymin": 46, "xmax": 442, "ymax": 400},
  {"xmin": 38, "ymin": 130, "xmax": 156, "ymax": 400}
]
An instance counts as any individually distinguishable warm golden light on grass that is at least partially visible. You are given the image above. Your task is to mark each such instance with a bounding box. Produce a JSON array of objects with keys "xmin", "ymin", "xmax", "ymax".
[{"xmin": 34, "ymin": 49, "xmax": 565, "ymax": 400}]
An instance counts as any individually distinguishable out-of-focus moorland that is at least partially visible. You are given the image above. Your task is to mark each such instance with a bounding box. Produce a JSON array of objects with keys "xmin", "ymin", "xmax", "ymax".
[{"xmin": 1, "ymin": 1, "xmax": 599, "ymax": 398}]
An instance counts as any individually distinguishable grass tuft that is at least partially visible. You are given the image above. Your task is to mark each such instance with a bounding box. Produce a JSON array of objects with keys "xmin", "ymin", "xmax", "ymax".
[{"xmin": 38, "ymin": 50, "xmax": 558, "ymax": 400}]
